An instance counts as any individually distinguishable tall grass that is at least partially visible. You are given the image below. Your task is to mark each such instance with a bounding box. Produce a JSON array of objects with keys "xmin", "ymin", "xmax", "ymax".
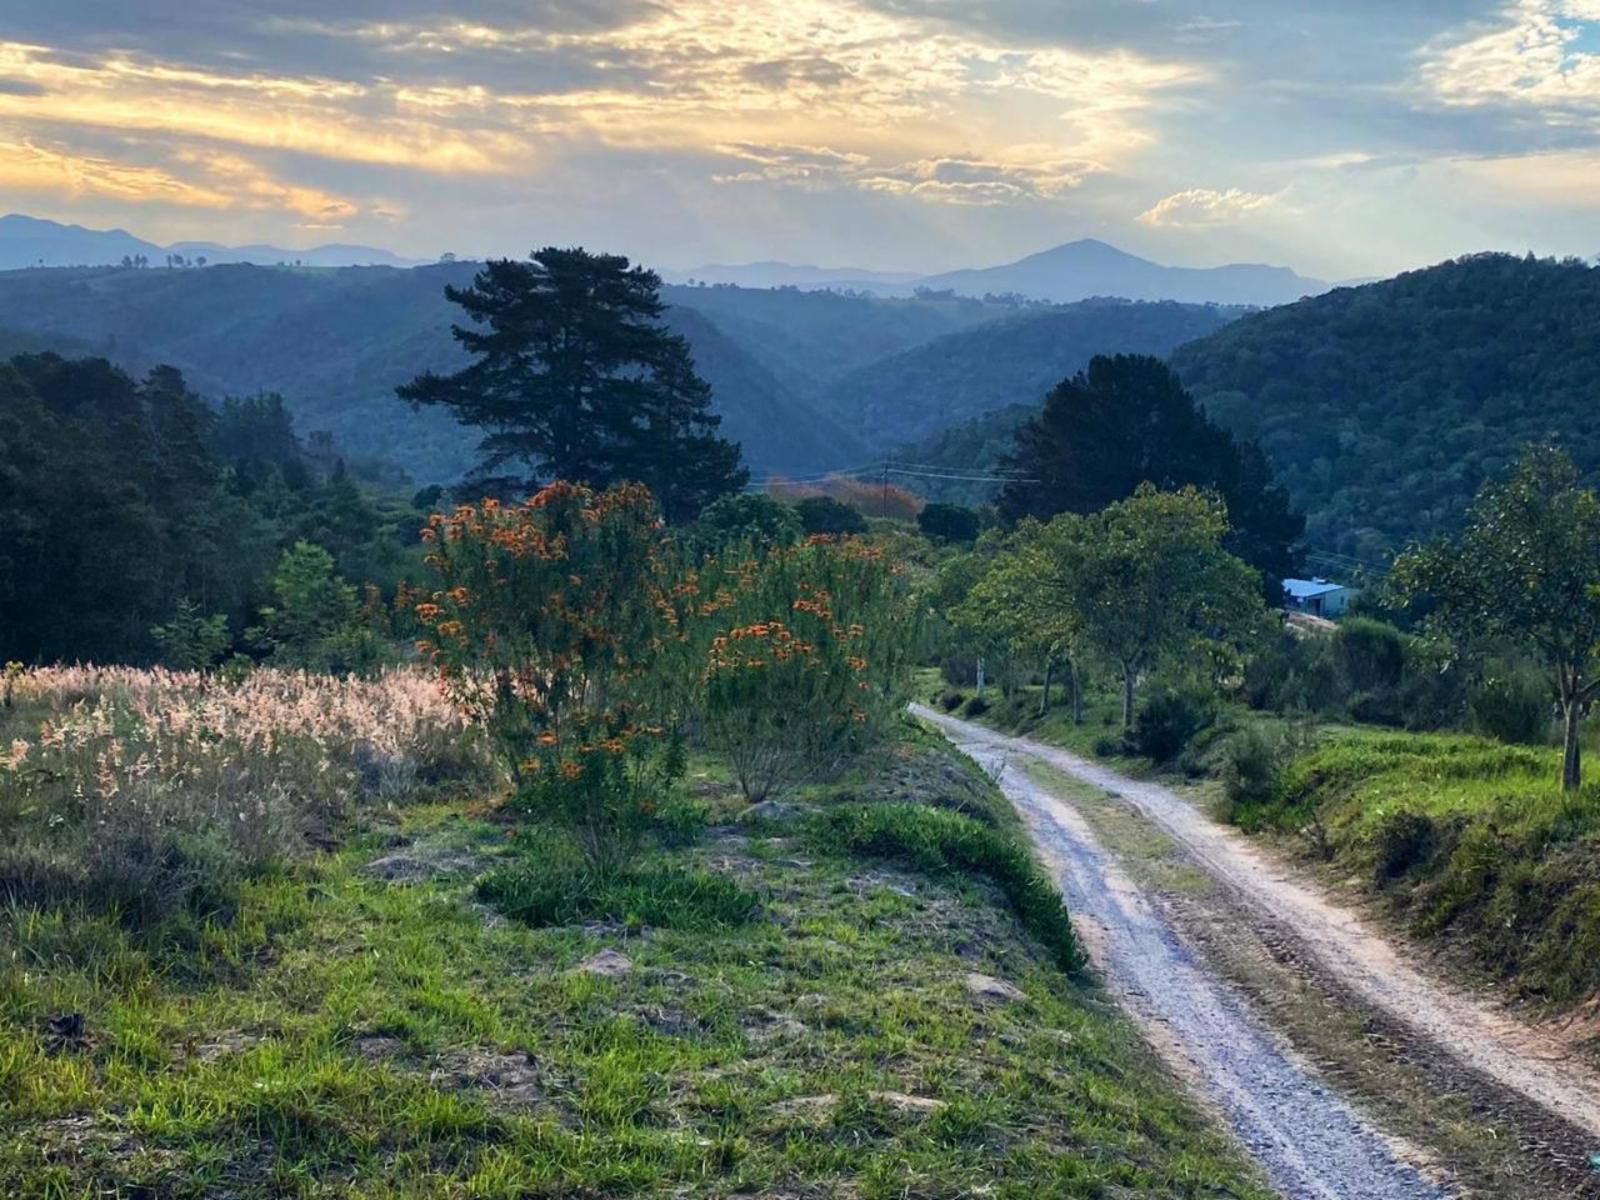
[{"xmin": 0, "ymin": 666, "xmax": 490, "ymax": 926}]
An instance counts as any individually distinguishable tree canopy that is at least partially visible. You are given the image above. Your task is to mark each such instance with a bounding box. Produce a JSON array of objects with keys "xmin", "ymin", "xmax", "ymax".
[
  {"xmin": 398, "ymin": 248, "xmax": 747, "ymax": 521},
  {"xmin": 1390, "ymin": 446, "xmax": 1600, "ymax": 790},
  {"xmin": 997, "ymin": 354, "xmax": 1304, "ymax": 590}
]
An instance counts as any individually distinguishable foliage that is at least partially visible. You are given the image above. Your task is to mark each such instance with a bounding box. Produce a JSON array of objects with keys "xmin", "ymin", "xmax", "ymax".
[
  {"xmin": 794, "ymin": 495, "xmax": 868, "ymax": 537},
  {"xmin": 695, "ymin": 492, "xmax": 802, "ymax": 547},
  {"xmin": 823, "ymin": 299, "xmax": 1241, "ymax": 449},
  {"xmin": 1231, "ymin": 725, "xmax": 1600, "ymax": 1006},
  {"xmin": 691, "ymin": 539, "xmax": 916, "ymax": 799},
  {"xmin": 415, "ymin": 482, "xmax": 676, "ymax": 871},
  {"xmin": 0, "ymin": 352, "xmax": 419, "ymax": 666},
  {"xmin": 810, "ymin": 803, "xmax": 1083, "ymax": 973},
  {"xmin": 1391, "ymin": 446, "xmax": 1600, "ymax": 789},
  {"xmin": 398, "ymin": 249, "xmax": 746, "ymax": 519},
  {"xmin": 917, "ymin": 502, "xmax": 983, "ymax": 543},
  {"xmin": 1331, "ymin": 618, "xmax": 1407, "ymax": 695},
  {"xmin": 151, "ymin": 599, "xmax": 231, "ymax": 670},
  {"xmin": 479, "ymin": 849, "xmax": 758, "ymax": 931},
  {"xmin": 249, "ymin": 542, "xmax": 378, "ymax": 673},
  {"xmin": 1170, "ymin": 253, "xmax": 1600, "ymax": 556},
  {"xmin": 1468, "ymin": 668, "xmax": 1553, "ymax": 747},
  {"xmin": 1129, "ymin": 683, "xmax": 1218, "ymax": 763},
  {"xmin": 998, "ymin": 354, "xmax": 1304, "ymax": 589},
  {"xmin": 1022, "ymin": 486, "xmax": 1269, "ymax": 727}
]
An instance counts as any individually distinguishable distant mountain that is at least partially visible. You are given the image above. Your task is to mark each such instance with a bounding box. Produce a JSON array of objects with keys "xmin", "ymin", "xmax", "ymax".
[
  {"xmin": 917, "ymin": 239, "xmax": 1328, "ymax": 306},
  {"xmin": 665, "ymin": 262, "xmax": 920, "ymax": 292},
  {"xmin": 821, "ymin": 299, "xmax": 1246, "ymax": 449},
  {"xmin": 0, "ymin": 214, "xmax": 165, "ymax": 270},
  {"xmin": 1169, "ymin": 253, "xmax": 1600, "ymax": 556},
  {"xmin": 0, "ymin": 214, "xmax": 418, "ymax": 271},
  {"xmin": 167, "ymin": 240, "xmax": 423, "ymax": 268}
]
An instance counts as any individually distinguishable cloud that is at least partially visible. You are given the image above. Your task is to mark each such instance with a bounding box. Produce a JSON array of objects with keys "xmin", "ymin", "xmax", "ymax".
[
  {"xmin": 1421, "ymin": 0, "xmax": 1600, "ymax": 115},
  {"xmin": 713, "ymin": 142, "xmax": 1099, "ymax": 204},
  {"xmin": 1137, "ymin": 187, "xmax": 1278, "ymax": 226}
]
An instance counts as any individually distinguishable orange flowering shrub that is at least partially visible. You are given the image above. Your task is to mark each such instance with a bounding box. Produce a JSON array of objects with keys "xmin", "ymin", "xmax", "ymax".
[
  {"xmin": 416, "ymin": 482, "xmax": 681, "ymax": 873},
  {"xmin": 686, "ymin": 537, "xmax": 917, "ymax": 800}
]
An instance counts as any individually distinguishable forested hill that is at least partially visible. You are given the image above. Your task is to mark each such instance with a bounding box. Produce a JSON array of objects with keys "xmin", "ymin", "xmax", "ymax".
[
  {"xmin": 0, "ymin": 263, "xmax": 884, "ymax": 481},
  {"xmin": 823, "ymin": 300, "xmax": 1245, "ymax": 448},
  {"xmin": 1169, "ymin": 254, "xmax": 1600, "ymax": 558}
]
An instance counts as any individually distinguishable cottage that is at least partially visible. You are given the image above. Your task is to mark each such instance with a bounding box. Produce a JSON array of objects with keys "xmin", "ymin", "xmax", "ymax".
[{"xmin": 1282, "ymin": 577, "xmax": 1357, "ymax": 618}]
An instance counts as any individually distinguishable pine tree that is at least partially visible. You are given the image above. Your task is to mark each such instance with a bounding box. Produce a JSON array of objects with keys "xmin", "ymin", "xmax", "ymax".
[{"xmin": 399, "ymin": 248, "xmax": 746, "ymax": 517}]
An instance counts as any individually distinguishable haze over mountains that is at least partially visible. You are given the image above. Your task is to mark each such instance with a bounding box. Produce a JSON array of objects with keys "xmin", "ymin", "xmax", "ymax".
[
  {"xmin": 0, "ymin": 214, "xmax": 421, "ymax": 270},
  {"xmin": 3, "ymin": 213, "xmax": 1324, "ymax": 307}
]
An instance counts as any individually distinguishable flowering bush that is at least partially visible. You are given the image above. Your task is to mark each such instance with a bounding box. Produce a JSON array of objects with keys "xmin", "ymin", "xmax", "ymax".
[
  {"xmin": 0, "ymin": 666, "xmax": 481, "ymax": 924},
  {"xmin": 415, "ymin": 482, "xmax": 681, "ymax": 872},
  {"xmin": 689, "ymin": 538, "xmax": 917, "ymax": 800}
]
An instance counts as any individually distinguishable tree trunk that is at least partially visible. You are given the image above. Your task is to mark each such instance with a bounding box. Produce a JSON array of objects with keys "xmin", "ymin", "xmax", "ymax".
[
  {"xmin": 1121, "ymin": 665, "xmax": 1137, "ymax": 730},
  {"xmin": 1069, "ymin": 659, "xmax": 1083, "ymax": 725},
  {"xmin": 1563, "ymin": 698, "xmax": 1583, "ymax": 792},
  {"xmin": 1040, "ymin": 659, "xmax": 1054, "ymax": 716},
  {"xmin": 976, "ymin": 657, "xmax": 986, "ymax": 699}
]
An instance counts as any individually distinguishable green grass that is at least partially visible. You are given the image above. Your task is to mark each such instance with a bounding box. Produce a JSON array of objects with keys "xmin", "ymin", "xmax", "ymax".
[{"xmin": 0, "ymin": 728, "xmax": 1270, "ymax": 1199}]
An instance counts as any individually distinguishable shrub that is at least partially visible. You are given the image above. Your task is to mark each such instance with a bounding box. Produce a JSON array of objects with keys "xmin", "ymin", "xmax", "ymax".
[
  {"xmin": 1218, "ymin": 727, "xmax": 1287, "ymax": 823},
  {"xmin": 1372, "ymin": 809, "xmax": 1439, "ymax": 882},
  {"xmin": 794, "ymin": 495, "xmax": 867, "ymax": 537},
  {"xmin": 811, "ymin": 804, "xmax": 1082, "ymax": 972},
  {"xmin": 1469, "ymin": 669, "xmax": 1553, "ymax": 746},
  {"xmin": 1092, "ymin": 734, "xmax": 1123, "ymax": 758},
  {"xmin": 696, "ymin": 493, "xmax": 802, "ymax": 547},
  {"xmin": 917, "ymin": 503, "xmax": 982, "ymax": 544},
  {"xmin": 1129, "ymin": 684, "xmax": 1217, "ymax": 762},
  {"xmin": 478, "ymin": 855, "xmax": 759, "ymax": 931},
  {"xmin": 1332, "ymin": 618, "xmax": 1407, "ymax": 695},
  {"xmin": 416, "ymin": 483, "xmax": 676, "ymax": 874},
  {"xmin": 962, "ymin": 694, "xmax": 990, "ymax": 718},
  {"xmin": 694, "ymin": 539, "xmax": 916, "ymax": 800},
  {"xmin": 939, "ymin": 689, "xmax": 965, "ymax": 713}
]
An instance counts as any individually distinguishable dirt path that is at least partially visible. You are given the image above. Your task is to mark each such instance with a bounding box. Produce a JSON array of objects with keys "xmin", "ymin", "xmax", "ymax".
[{"xmin": 915, "ymin": 706, "xmax": 1600, "ymax": 1198}]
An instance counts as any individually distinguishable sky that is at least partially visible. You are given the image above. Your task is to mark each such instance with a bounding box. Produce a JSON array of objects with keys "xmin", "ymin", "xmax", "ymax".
[{"xmin": 0, "ymin": 1, "xmax": 1598, "ymax": 280}]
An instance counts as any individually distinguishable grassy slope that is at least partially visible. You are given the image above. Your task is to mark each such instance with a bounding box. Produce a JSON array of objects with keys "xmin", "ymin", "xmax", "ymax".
[
  {"xmin": 942, "ymin": 670, "xmax": 1600, "ymax": 1010},
  {"xmin": 0, "ymin": 726, "xmax": 1268, "ymax": 1199}
]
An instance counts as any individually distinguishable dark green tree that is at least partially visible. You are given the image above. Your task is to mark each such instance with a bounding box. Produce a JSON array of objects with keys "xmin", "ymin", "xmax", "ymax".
[
  {"xmin": 398, "ymin": 248, "xmax": 747, "ymax": 518},
  {"xmin": 918, "ymin": 502, "xmax": 982, "ymax": 543},
  {"xmin": 997, "ymin": 354, "xmax": 1303, "ymax": 590},
  {"xmin": 795, "ymin": 496, "xmax": 867, "ymax": 537}
]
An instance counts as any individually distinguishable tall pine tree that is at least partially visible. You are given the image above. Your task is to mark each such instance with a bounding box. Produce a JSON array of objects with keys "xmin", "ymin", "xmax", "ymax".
[{"xmin": 398, "ymin": 248, "xmax": 747, "ymax": 520}]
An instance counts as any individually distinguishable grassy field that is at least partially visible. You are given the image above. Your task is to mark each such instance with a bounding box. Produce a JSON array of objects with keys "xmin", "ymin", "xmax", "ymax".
[
  {"xmin": 934, "ymin": 668, "xmax": 1600, "ymax": 1010},
  {"xmin": 0, "ymin": 668, "xmax": 1270, "ymax": 1198}
]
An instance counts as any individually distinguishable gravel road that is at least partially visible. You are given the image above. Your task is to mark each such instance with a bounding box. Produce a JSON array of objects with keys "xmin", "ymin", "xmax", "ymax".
[{"xmin": 917, "ymin": 706, "xmax": 1455, "ymax": 1200}]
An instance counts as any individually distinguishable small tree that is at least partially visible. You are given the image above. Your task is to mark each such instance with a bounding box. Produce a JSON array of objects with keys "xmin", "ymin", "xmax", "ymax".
[
  {"xmin": 1391, "ymin": 446, "xmax": 1600, "ymax": 790},
  {"xmin": 151, "ymin": 598, "xmax": 231, "ymax": 670},
  {"xmin": 918, "ymin": 502, "xmax": 982, "ymax": 544},
  {"xmin": 1037, "ymin": 486, "xmax": 1267, "ymax": 728},
  {"xmin": 696, "ymin": 493, "xmax": 803, "ymax": 547},
  {"xmin": 249, "ymin": 542, "xmax": 361, "ymax": 671},
  {"xmin": 795, "ymin": 495, "xmax": 867, "ymax": 537}
]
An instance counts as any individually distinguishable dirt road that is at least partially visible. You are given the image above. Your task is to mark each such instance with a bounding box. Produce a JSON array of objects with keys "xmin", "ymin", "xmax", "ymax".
[{"xmin": 916, "ymin": 706, "xmax": 1600, "ymax": 1199}]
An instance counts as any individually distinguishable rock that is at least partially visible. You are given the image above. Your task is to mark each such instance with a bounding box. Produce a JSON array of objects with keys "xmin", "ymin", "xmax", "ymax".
[
  {"xmin": 363, "ymin": 849, "xmax": 481, "ymax": 884},
  {"xmin": 431, "ymin": 1050, "xmax": 542, "ymax": 1109},
  {"xmin": 771, "ymin": 1093, "xmax": 839, "ymax": 1120},
  {"xmin": 964, "ymin": 972, "xmax": 1026, "ymax": 1004},
  {"xmin": 870, "ymin": 1090, "xmax": 947, "ymax": 1115},
  {"xmin": 352, "ymin": 1035, "xmax": 408, "ymax": 1064},
  {"xmin": 741, "ymin": 1007, "xmax": 809, "ymax": 1043},
  {"xmin": 737, "ymin": 800, "xmax": 815, "ymax": 824},
  {"xmin": 575, "ymin": 949, "xmax": 633, "ymax": 979},
  {"xmin": 193, "ymin": 1031, "xmax": 266, "ymax": 1063}
]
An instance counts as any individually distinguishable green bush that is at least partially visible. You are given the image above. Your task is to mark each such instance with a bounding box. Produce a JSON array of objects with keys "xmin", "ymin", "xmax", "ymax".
[
  {"xmin": 1469, "ymin": 669, "xmax": 1552, "ymax": 746},
  {"xmin": 1332, "ymin": 618, "xmax": 1407, "ymax": 695},
  {"xmin": 938, "ymin": 689, "xmax": 965, "ymax": 712},
  {"xmin": 917, "ymin": 503, "xmax": 982, "ymax": 544},
  {"xmin": 1129, "ymin": 684, "xmax": 1217, "ymax": 762},
  {"xmin": 810, "ymin": 803, "xmax": 1082, "ymax": 973},
  {"xmin": 961, "ymin": 694, "xmax": 990, "ymax": 718},
  {"xmin": 1372, "ymin": 809, "xmax": 1439, "ymax": 882},
  {"xmin": 479, "ymin": 858, "xmax": 759, "ymax": 931},
  {"xmin": 794, "ymin": 496, "xmax": 868, "ymax": 537}
]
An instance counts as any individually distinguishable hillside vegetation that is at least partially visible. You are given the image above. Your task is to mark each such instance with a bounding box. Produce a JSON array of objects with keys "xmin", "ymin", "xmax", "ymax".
[
  {"xmin": 1170, "ymin": 254, "xmax": 1600, "ymax": 557},
  {"xmin": 825, "ymin": 300, "xmax": 1243, "ymax": 449}
]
